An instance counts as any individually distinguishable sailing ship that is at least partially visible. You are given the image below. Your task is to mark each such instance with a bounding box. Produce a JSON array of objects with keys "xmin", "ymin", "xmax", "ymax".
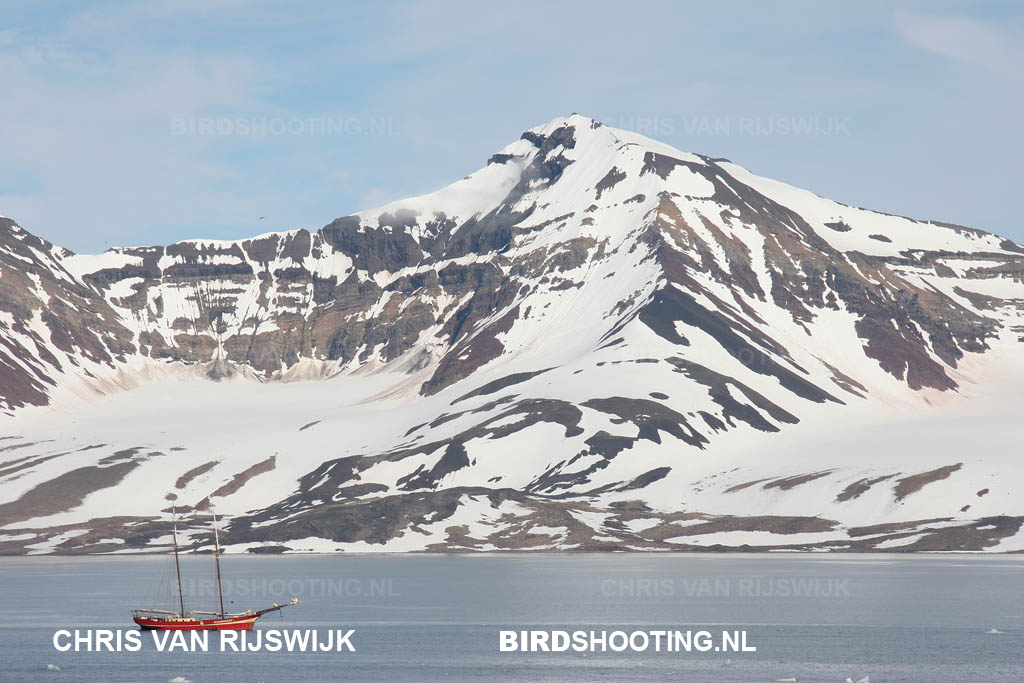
[{"xmin": 132, "ymin": 508, "xmax": 299, "ymax": 631}]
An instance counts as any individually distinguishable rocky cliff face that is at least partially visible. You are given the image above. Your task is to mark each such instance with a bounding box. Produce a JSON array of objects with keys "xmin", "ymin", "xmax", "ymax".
[
  {"xmin": 2, "ymin": 115, "xmax": 1023, "ymax": 554},
  {"xmin": 0, "ymin": 218, "xmax": 135, "ymax": 412}
]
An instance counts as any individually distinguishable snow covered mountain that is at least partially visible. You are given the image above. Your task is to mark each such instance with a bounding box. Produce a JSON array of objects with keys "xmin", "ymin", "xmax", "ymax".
[{"xmin": 2, "ymin": 114, "xmax": 1023, "ymax": 554}]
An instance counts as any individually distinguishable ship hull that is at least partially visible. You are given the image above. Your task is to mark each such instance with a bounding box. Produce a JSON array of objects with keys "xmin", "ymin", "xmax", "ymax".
[{"xmin": 133, "ymin": 614, "xmax": 260, "ymax": 631}]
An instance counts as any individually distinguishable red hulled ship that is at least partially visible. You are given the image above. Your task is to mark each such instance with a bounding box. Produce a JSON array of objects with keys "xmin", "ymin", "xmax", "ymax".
[{"xmin": 131, "ymin": 508, "xmax": 298, "ymax": 631}]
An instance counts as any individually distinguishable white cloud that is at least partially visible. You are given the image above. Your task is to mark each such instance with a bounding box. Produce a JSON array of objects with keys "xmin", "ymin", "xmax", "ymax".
[{"xmin": 893, "ymin": 13, "xmax": 1024, "ymax": 78}]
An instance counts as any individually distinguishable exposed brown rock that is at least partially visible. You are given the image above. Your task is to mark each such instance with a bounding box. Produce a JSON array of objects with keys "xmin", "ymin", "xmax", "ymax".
[
  {"xmin": 208, "ymin": 455, "xmax": 277, "ymax": 499},
  {"xmin": 0, "ymin": 461, "xmax": 140, "ymax": 526},
  {"xmin": 175, "ymin": 460, "xmax": 219, "ymax": 489},
  {"xmin": 893, "ymin": 463, "xmax": 963, "ymax": 502},
  {"xmin": 763, "ymin": 470, "xmax": 835, "ymax": 491},
  {"xmin": 836, "ymin": 474, "xmax": 896, "ymax": 502}
]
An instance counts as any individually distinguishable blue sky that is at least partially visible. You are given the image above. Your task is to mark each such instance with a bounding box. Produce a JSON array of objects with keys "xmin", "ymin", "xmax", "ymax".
[{"xmin": 1, "ymin": 0, "xmax": 1022, "ymax": 252}]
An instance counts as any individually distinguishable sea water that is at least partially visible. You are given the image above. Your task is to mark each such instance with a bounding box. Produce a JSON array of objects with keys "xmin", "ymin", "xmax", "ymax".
[{"xmin": 1, "ymin": 553, "xmax": 1022, "ymax": 682}]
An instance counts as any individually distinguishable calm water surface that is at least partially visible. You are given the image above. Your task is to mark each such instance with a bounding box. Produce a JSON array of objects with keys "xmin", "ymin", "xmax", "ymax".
[{"xmin": 1, "ymin": 553, "xmax": 1022, "ymax": 682}]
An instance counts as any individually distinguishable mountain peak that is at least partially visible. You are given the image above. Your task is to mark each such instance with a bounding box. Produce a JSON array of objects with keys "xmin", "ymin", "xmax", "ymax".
[{"xmin": 2, "ymin": 116, "xmax": 1023, "ymax": 553}]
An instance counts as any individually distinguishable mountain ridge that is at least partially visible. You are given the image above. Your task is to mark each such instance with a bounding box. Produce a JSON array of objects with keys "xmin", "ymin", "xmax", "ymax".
[{"xmin": 1, "ymin": 114, "xmax": 1023, "ymax": 554}]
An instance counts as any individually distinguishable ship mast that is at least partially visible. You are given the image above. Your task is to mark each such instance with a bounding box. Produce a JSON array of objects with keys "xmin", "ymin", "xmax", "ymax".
[
  {"xmin": 171, "ymin": 505, "xmax": 186, "ymax": 617},
  {"xmin": 212, "ymin": 510, "xmax": 225, "ymax": 617}
]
